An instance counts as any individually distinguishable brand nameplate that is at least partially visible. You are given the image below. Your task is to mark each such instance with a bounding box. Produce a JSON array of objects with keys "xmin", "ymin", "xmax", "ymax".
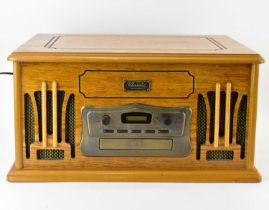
[{"xmin": 124, "ymin": 80, "xmax": 151, "ymax": 91}]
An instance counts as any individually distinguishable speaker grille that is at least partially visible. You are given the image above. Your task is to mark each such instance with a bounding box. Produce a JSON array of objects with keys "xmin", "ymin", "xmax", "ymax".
[
  {"xmin": 47, "ymin": 91, "xmax": 53, "ymax": 135},
  {"xmin": 219, "ymin": 91, "xmax": 226, "ymax": 136},
  {"xmin": 37, "ymin": 149, "xmax": 64, "ymax": 160},
  {"xmin": 24, "ymin": 94, "xmax": 35, "ymax": 159},
  {"xmin": 207, "ymin": 91, "xmax": 238, "ymax": 144},
  {"xmin": 196, "ymin": 94, "xmax": 207, "ymax": 160},
  {"xmin": 65, "ymin": 94, "xmax": 75, "ymax": 158},
  {"xmin": 34, "ymin": 91, "xmax": 65, "ymax": 142},
  {"xmin": 229, "ymin": 92, "xmax": 239, "ymax": 143},
  {"xmin": 57, "ymin": 91, "xmax": 65, "ymax": 142},
  {"xmin": 197, "ymin": 88, "xmax": 243, "ymax": 161},
  {"xmin": 236, "ymin": 95, "xmax": 247, "ymax": 159},
  {"xmin": 206, "ymin": 150, "xmax": 234, "ymax": 160}
]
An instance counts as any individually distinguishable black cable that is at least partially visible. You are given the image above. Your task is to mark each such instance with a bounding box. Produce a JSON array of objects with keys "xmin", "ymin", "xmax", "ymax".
[{"xmin": 0, "ymin": 72, "xmax": 13, "ymax": 75}]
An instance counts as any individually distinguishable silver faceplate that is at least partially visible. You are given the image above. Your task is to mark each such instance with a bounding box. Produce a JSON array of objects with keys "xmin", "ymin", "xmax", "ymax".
[{"xmin": 80, "ymin": 103, "xmax": 192, "ymax": 156}]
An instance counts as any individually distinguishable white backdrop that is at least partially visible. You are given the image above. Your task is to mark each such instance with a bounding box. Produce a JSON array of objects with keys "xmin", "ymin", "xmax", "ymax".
[{"xmin": 0, "ymin": 1, "xmax": 269, "ymax": 210}]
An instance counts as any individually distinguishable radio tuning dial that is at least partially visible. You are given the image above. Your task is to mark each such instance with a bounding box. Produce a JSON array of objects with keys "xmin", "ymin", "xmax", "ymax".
[{"xmin": 102, "ymin": 115, "xmax": 110, "ymax": 125}]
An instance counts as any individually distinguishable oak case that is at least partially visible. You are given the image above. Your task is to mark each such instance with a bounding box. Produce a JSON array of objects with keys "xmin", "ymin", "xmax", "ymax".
[{"xmin": 7, "ymin": 34, "xmax": 264, "ymax": 182}]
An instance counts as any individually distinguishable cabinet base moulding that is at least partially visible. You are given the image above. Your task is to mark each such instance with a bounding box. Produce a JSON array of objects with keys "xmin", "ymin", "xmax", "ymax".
[{"xmin": 7, "ymin": 164, "xmax": 261, "ymax": 183}]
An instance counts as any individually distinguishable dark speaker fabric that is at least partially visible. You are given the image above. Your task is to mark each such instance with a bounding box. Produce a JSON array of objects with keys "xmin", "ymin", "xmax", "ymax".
[
  {"xmin": 236, "ymin": 95, "xmax": 247, "ymax": 159},
  {"xmin": 196, "ymin": 94, "xmax": 207, "ymax": 160},
  {"xmin": 206, "ymin": 150, "xmax": 234, "ymax": 160},
  {"xmin": 37, "ymin": 149, "xmax": 64, "ymax": 160},
  {"xmin": 24, "ymin": 94, "xmax": 35, "ymax": 158},
  {"xmin": 65, "ymin": 94, "xmax": 75, "ymax": 158}
]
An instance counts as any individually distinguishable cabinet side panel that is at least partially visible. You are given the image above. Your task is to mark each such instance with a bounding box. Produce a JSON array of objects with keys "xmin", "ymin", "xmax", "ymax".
[
  {"xmin": 246, "ymin": 64, "xmax": 259, "ymax": 169},
  {"xmin": 13, "ymin": 62, "xmax": 23, "ymax": 169}
]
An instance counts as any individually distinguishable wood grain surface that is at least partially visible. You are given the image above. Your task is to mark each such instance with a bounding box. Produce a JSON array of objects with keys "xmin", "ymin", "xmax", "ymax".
[{"xmin": 8, "ymin": 34, "xmax": 264, "ymax": 63}]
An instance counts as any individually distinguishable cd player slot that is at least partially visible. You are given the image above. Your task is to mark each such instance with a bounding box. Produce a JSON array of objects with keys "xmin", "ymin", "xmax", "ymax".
[
  {"xmin": 99, "ymin": 138, "xmax": 173, "ymax": 150},
  {"xmin": 158, "ymin": 130, "xmax": 169, "ymax": 134}
]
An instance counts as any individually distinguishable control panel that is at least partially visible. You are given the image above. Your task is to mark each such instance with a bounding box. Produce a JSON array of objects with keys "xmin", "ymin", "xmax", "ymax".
[{"xmin": 80, "ymin": 103, "xmax": 192, "ymax": 156}]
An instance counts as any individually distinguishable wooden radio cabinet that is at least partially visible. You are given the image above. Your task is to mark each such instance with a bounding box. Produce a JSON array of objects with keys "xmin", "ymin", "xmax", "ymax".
[{"xmin": 7, "ymin": 34, "xmax": 264, "ymax": 182}]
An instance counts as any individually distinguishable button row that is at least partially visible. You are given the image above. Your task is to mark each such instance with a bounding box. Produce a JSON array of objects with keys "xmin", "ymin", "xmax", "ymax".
[{"xmin": 103, "ymin": 129, "xmax": 169, "ymax": 134}]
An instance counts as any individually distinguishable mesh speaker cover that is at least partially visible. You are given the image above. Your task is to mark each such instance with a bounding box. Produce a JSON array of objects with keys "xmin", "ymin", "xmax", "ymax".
[
  {"xmin": 24, "ymin": 94, "xmax": 35, "ymax": 158},
  {"xmin": 57, "ymin": 91, "xmax": 65, "ymax": 142},
  {"xmin": 206, "ymin": 150, "xmax": 234, "ymax": 160},
  {"xmin": 65, "ymin": 94, "xmax": 75, "ymax": 158},
  {"xmin": 236, "ymin": 95, "xmax": 247, "ymax": 159},
  {"xmin": 219, "ymin": 91, "xmax": 226, "ymax": 136},
  {"xmin": 229, "ymin": 92, "xmax": 238, "ymax": 143},
  {"xmin": 196, "ymin": 94, "xmax": 207, "ymax": 160},
  {"xmin": 47, "ymin": 91, "xmax": 53, "ymax": 135},
  {"xmin": 37, "ymin": 149, "xmax": 64, "ymax": 160}
]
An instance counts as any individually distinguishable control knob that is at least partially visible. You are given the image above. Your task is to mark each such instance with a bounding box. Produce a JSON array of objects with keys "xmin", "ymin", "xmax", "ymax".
[
  {"xmin": 163, "ymin": 115, "xmax": 172, "ymax": 125},
  {"xmin": 102, "ymin": 114, "xmax": 110, "ymax": 125}
]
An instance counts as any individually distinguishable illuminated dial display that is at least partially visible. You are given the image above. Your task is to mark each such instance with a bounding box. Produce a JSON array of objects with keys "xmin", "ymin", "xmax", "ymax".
[
  {"xmin": 126, "ymin": 115, "xmax": 148, "ymax": 122},
  {"xmin": 121, "ymin": 112, "xmax": 152, "ymax": 124}
]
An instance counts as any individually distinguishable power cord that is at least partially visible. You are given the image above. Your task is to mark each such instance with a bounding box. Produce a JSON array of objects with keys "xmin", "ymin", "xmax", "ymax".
[{"xmin": 0, "ymin": 72, "xmax": 13, "ymax": 75}]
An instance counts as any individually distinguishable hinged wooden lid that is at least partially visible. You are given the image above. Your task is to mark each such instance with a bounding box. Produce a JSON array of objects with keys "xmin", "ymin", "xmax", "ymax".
[{"xmin": 8, "ymin": 34, "xmax": 264, "ymax": 63}]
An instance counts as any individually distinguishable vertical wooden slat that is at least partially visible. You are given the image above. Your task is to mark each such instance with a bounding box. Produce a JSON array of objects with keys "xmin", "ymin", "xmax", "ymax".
[
  {"xmin": 225, "ymin": 82, "xmax": 231, "ymax": 147},
  {"xmin": 247, "ymin": 64, "xmax": 259, "ymax": 169},
  {"xmin": 42, "ymin": 82, "xmax": 47, "ymax": 148},
  {"xmin": 13, "ymin": 62, "xmax": 23, "ymax": 169},
  {"xmin": 52, "ymin": 81, "xmax": 57, "ymax": 148},
  {"xmin": 214, "ymin": 83, "xmax": 220, "ymax": 147},
  {"xmin": 61, "ymin": 93, "xmax": 70, "ymax": 142},
  {"xmin": 204, "ymin": 94, "xmax": 211, "ymax": 145}
]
